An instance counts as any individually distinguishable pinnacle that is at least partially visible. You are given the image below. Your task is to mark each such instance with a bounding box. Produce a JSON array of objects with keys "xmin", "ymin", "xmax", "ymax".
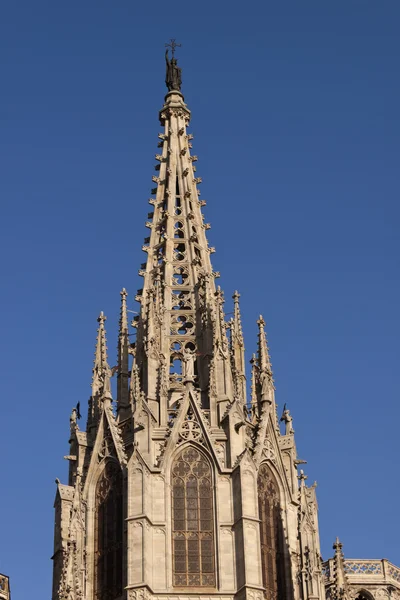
[
  {"xmin": 119, "ymin": 288, "xmax": 129, "ymax": 332},
  {"xmin": 298, "ymin": 469, "xmax": 308, "ymax": 486},
  {"xmin": 94, "ymin": 312, "xmax": 108, "ymax": 368},
  {"xmin": 333, "ymin": 537, "xmax": 343, "ymax": 551}
]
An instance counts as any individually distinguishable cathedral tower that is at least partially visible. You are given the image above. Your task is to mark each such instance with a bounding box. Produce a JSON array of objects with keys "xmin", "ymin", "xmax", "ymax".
[{"xmin": 52, "ymin": 48, "xmax": 326, "ymax": 600}]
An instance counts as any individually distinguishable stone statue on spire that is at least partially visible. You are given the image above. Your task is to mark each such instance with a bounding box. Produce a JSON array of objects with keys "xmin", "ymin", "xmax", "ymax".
[{"xmin": 165, "ymin": 39, "xmax": 182, "ymax": 92}]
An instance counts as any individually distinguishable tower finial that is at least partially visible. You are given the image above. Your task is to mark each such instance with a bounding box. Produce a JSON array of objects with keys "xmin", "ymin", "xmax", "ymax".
[
  {"xmin": 165, "ymin": 38, "xmax": 182, "ymax": 58},
  {"xmin": 165, "ymin": 40, "xmax": 182, "ymax": 92}
]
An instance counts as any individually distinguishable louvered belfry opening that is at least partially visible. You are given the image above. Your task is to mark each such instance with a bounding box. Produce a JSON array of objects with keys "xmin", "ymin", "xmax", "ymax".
[
  {"xmin": 258, "ymin": 463, "xmax": 285, "ymax": 600},
  {"xmin": 94, "ymin": 461, "xmax": 123, "ymax": 600},
  {"xmin": 172, "ymin": 447, "xmax": 215, "ymax": 587}
]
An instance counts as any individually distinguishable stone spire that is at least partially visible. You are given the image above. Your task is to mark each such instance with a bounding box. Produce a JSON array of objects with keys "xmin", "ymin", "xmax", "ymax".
[
  {"xmin": 117, "ymin": 288, "xmax": 130, "ymax": 419},
  {"xmin": 132, "ymin": 80, "xmax": 233, "ymax": 428},
  {"xmin": 331, "ymin": 538, "xmax": 351, "ymax": 600},
  {"xmin": 230, "ymin": 291, "xmax": 246, "ymax": 403},
  {"xmin": 255, "ymin": 315, "xmax": 275, "ymax": 412},
  {"xmin": 250, "ymin": 353, "xmax": 258, "ymax": 422},
  {"xmin": 257, "ymin": 315, "xmax": 272, "ymax": 373},
  {"xmin": 52, "ymin": 53, "xmax": 330, "ymax": 600},
  {"xmin": 87, "ymin": 312, "xmax": 112, "ymax": 439}
]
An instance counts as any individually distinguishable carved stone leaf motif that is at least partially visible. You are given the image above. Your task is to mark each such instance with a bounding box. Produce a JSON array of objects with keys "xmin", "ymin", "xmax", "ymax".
[{"xmin": 129, "ymin": 588, "xmax": 150, "ymax": 600}]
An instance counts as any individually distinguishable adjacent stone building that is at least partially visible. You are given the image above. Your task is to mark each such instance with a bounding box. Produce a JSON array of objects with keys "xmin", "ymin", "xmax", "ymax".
[
  {"xmin": 0, "ymin": 574, "xmax": 10, "ymax": 600},
  {"xmin": 51, "ymin": 52, "xmax": 399, "ymax": 600},
  {"xmin": 323, "ymin": 540, "xmax": 400, "ymax": 600}
]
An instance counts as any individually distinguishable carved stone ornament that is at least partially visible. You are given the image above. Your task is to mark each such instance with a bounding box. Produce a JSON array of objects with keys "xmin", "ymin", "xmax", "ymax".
[
  {"xmin": 178, "ymin": 406, "xmax": 205, "ymax": 446},
  {"xmin": 129, "ymin": 588, "xmax": 151, "ymax": 600},
  {"xmin": 214, "ymin": 441, "xmax": 226, "ymax": 466},
  {"xmin": 261, "ymin": 436, "xmax": 276, "ymax": 463}
]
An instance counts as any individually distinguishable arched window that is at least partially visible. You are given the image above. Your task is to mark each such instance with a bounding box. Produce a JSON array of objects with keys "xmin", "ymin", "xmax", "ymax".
[
  {"xmin": 356, "ymin": 592, "xmax": 375, "ymax": 600},
  {"xmin": 94, "ymin": 461, "xmax": 123, "ymax": 600},
  {"xmin": 172, "ymin": 447, "xmax": 215, "ymax": 587},
  {"xmin": 258, "ymin": 463, "xmax": 285, "ymax": 600}
]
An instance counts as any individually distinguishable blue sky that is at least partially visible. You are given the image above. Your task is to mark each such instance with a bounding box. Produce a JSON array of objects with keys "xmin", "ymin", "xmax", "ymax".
[{"xmin": 1, "ymin": 2, "xmax": 399, "ymax": 598}]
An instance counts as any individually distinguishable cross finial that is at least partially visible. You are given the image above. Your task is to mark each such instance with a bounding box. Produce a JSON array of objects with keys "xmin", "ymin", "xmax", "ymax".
[{"xmin": 165, "ymin": 38, "xmax": 182, "ymax": 58}]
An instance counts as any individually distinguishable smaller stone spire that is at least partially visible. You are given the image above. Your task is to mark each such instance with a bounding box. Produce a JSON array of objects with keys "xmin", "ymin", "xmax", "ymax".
[
  {"xmin": 232, "ymin": 291, "xmax": 244, "ymax": 347},
  {"xmin": 117, "ymin": 288, "xmax": 130, "ymax": 418},
  {"xmin": 230, "ymin": 291, "xmax": 246, "ymax": 403},
  {"xmin": 92, "ymin": 312, "xmax": 108, "ymax": 398},
  {"xmin": 257, "ymin": 315, "xmax": 273, "ymax": 375},
  {"xmin": 332, "ymin": 537, "xmax": 350, "ymax": 600},
  {"xmin": 250, "ymin": 353, "xmax": 258, "ymax": 422},
  {"xmin": 256, "ymin": 316, "xmax": 274, "ymax": 410},
  {"xmin": 87, "ymin": 312, "xmax": 113, "ymax": 438}
]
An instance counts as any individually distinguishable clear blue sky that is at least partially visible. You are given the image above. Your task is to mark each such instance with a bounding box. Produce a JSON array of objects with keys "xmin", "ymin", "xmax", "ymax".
[{"xmin": 1, "ymin": 2, "xmax": 399, "ymax": 598}]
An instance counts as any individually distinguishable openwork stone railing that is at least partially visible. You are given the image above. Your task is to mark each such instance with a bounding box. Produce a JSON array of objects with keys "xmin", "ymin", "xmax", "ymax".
[
  {"xmin": 345, "ymin": 560, "xmax": 384, "ymax": 576},
  {"xmin": 323, "ymin": 559, "xmax": 400, "ymax": 585}
]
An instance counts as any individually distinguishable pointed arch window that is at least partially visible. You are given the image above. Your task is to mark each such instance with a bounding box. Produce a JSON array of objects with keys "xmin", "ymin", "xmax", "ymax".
[
  {"xmin": 172, "ymin": 447, "xmax": 215, "ymax": 587},
  {"xmin": 94, "ymin": 461, "xmax": 123, "ymax": 600},
  {"xmin": 258, "ymin": 463, "xmax": 285, "ymax": 600}
]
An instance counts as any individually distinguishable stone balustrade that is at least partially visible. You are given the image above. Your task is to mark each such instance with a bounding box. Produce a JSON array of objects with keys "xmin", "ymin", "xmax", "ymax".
[{"xmin": 323, "ymin": 559, "xmax": 400, "ymax": 585}]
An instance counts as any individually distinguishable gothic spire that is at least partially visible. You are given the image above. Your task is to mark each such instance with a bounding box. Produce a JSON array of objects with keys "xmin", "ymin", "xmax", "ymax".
[
  {"xmin": 230, "ymin": 291, "xmax": 246, "ymax": 403},
  {"xmin": 254, "ymin": 315, "xmax": 274, "ymax": 409},
  {"xmin": 257, "ymin": 315, "xmax": 273, "ymax": 375},
  {"xmin": 92, "ymin": 312, "xmax": 108, "ymax": 397},
  {"xmin": 117, "ymin": 288, "xmax": 130, "ymax": 419},
  {"xmin": 132, "ymin": 78, "xmax": 233, "ymax": 428},
  {"xmin": 250, "ymin": 353, "xmax": 258, "ymax": 422},
  {"xmin": 87, "ymin": 312, "xmax": 112, "ymax": 438}
]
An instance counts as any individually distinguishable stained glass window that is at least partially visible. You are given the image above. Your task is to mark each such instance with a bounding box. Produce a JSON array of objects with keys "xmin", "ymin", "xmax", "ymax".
[
  {"xmin": 258, "ymin": 463, "xmax": 285, "ymax": 600},
  {"xmin": 172, "ymin": 447, "xmax": 215, "ymax": 587},
  {"xmin": 94, "ymin": 461, "xmax": 123, "ymax": 600}
]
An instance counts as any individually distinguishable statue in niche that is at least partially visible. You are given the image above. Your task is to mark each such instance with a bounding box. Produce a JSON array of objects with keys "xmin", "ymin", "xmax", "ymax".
[
  {"xmin": 165, "ymin": 49, "xmax": 182, "ymax": 92},
  {"xmin": 182, "ymin": 347, "xmax": 195, "ymax": 379},
  {"xmin": 280, "ymin": 403, "xmax": 295, "ymax": 434},
  {"xmin": 99, "ymin": 363, "xmax": 113, "ymax": 400},
  {"xmin": 304, "ymin": 546, "xmax": 314, "ymax": 580},
  {"xmin": 259, "ymin": 367, "xmax": 272, "ymax": 403}
]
